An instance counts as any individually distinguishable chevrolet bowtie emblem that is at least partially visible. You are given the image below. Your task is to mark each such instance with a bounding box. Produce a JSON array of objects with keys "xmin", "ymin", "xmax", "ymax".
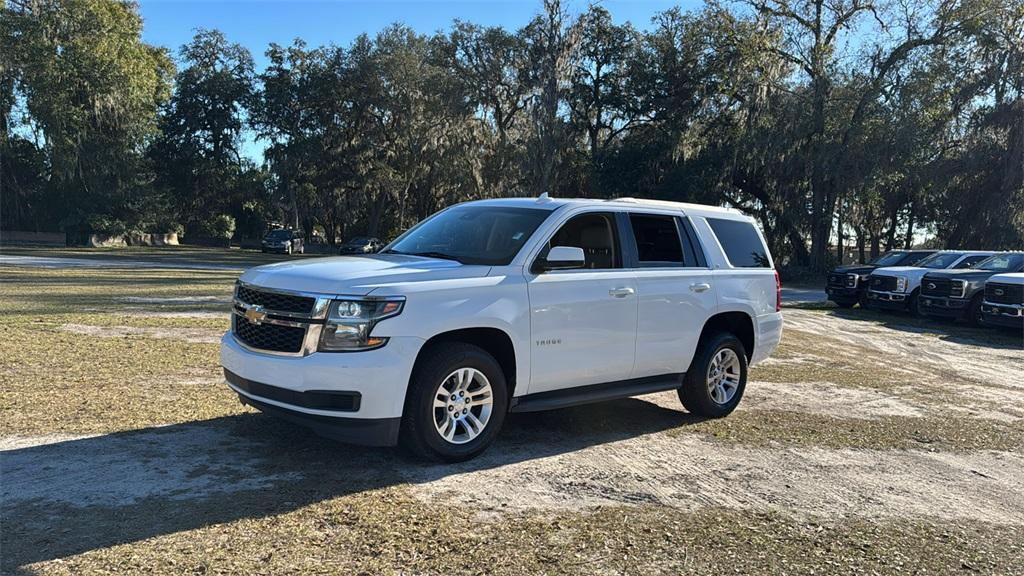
[{"xmin": 244, "ymin": 304, "xmax": 268, "ymax": 325}]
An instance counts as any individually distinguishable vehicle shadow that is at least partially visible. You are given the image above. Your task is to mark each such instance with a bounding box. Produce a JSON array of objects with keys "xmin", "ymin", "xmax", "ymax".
[
  {"xmin": 825, "ymin": 307, "xmax": 1023, "ymax": 350},
  {"xmin": 1, "ymin": 398, "xmax": 699, "ymax": 572}
]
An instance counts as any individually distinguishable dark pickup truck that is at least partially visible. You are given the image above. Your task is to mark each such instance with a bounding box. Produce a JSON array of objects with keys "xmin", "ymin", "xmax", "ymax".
[
  {"xmin": 920, "ymin": 253, "xmax": 1024, "ymax": 325},
  {"xmin": 826, "ymin": 250, "xmax": 936, "ymax": 308}
]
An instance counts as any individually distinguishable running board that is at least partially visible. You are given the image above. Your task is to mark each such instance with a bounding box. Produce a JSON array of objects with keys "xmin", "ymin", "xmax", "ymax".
[{"xmin": 509, "ymin": 374, "xmax": 684, "ymax": 413}]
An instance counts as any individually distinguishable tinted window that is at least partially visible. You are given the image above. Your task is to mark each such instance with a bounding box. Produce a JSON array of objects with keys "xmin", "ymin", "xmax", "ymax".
[
  {"xmin": 976, "ymin": 253, "xmax": 1024, "ymax": 272},
  {"xmin": 955, "ymin": 255, "xmax": 990, "ymax": 269},
  {"xmin": 386, "ymin": 205, "xmax": 551, "ymax": 265},
  {"xmin": 630, "ymin": 214, "xmax": 684, "ymax": 265},
  {"xmin": 547, "ymin": 212, "xmax": 619, "ymax": 269},
  {"xmin": 707, "ymin": 218, "xmax": 770, "ymax": 268}
]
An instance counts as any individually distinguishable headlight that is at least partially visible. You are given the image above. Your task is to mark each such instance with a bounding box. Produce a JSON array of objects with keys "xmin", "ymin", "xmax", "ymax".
[
  {"xmin": 895, "ymin": 276, "xmax": 907, "ymax": 292},
  {"xmin": 318, "ymin": 297, "xmax": 404, "ymax": 352},
  {"xmin": 951, "ymin": 280, "xmax": 967, "ymax": 299},
  {"xmin": 846, "ymin": 273, "xmax": 859, "ymax": 287}
]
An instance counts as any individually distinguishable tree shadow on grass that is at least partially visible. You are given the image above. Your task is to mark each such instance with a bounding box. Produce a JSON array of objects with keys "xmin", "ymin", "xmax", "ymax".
[
  {"xmin": 1, "ymin": 398, "xmax": 701, "ymax": 573},
  {"xmin": 824, "ymin": 307, "xmax": 1023, "ymax": 350}
]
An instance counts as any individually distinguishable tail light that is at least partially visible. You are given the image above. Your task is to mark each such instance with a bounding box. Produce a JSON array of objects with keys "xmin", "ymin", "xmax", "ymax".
[{"xmin": 775, "ymin": 269, "xmax": 782, "ymax": 312}]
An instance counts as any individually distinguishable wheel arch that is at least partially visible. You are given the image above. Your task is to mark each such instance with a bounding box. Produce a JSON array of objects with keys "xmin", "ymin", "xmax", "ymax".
[
  {"xmin": 698, "ymin": 311, "xmax": 755, "ymax": 361},
  {"xmin": 414, "ymin": 327, "xmax": 518, "ymax": 398}
]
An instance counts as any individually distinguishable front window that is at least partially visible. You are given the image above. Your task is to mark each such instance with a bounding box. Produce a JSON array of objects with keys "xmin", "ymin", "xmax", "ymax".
[
  {"xmin": 975, "ymin": 253, "xmax": 1024, "ymax": 273},
  {"xmin": 917, "ymin": 252, "xmax": 964, "ymax": 269},
  {"xmin": 545, "ymin": 212, "xmax": 620, "ymax": 269},
  {"xmin": 385, "ymin": 205, "xmax": 552, "ymax": 265},
  {"xmin": 265, "ymin": 230, "xmax": 292, "ymax": 240}
]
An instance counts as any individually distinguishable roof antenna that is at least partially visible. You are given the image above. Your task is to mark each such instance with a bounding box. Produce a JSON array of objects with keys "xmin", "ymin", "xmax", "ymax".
[{"xmin": 537, "ymin": 191, "xmax": 551, "ymax": 203}]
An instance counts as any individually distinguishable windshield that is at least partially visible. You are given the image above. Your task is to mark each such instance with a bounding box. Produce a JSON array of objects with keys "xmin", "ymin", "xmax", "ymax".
[
  {"xmin": 975, "ymin": 253, "xmax": 1024, "ymax": 272},
  {"xmin": 265, "ymin": 230, "xmax": 291, "ymax": 240},
  {"xmin": 870, "ymin": 251, "xmax": 909, "ymax": 266},
  {"xmin": 917, "ymin": 252, "xmax": 964, "ymax": 269},
  {"xmin": 385, "ymin": 205, "xmax": 552, "ymax": 265},
  {"xmin": 897, "ymin": 251, "xmax": 934, "ymax": 265}
]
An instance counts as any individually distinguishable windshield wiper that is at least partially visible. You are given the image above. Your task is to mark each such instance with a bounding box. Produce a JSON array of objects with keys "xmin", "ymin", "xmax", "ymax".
[{"xmin": 410, "ymin": 251, "xmax": 463, "ymax": 263}]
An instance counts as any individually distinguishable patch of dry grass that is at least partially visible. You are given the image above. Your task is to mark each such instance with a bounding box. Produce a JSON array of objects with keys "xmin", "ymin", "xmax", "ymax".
[
  {"xmin": 18, "ymin": 497, "xmax": 1022, "ymax": 575},
  {"xmin": 677, "ymin": 408, "xmax": 1024, "ymax": 452},
  {"xmin": 0, "ymin": 266, "xmax": 241, "ymax": 435}
]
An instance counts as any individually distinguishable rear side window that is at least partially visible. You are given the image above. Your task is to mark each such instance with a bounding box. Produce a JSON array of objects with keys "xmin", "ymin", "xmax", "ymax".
[
  {"xmin": 629, "ymin": 214, "xmax": 684, "ymax": 265},
  {"xmin": 707, "ymin": 218, "xmax": 770, "ymax": 268}
]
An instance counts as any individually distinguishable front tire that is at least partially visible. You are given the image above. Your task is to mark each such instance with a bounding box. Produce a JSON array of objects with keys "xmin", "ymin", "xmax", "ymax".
[
  {"xmin": 679, "ymin": 332, "xmax": 748, "ymax": 418},
  {"xmin": 400, "ymin": 343, "xmax": 508, "ymax": 462},
  {"xmin": 907, "ymin": 289, "xmax": 921, "ymax": 317},
  {"xmin": 966, "ymin": 293, "xmax": 984, "ymax": 326}
]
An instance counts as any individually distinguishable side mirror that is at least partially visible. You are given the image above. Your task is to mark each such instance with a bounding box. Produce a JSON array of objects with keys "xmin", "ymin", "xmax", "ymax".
[{"xmin": 536, "ymin": 246, "xmax": 586, "ymax": 272}]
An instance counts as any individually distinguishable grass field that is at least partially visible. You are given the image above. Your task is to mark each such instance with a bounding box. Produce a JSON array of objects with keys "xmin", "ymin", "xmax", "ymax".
[{"xmin": 2, "ymin": 249, "xmax": 1022, "ymax": 575}]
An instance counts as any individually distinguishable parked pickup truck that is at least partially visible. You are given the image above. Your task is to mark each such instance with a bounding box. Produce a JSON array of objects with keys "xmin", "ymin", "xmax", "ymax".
[
  {"xmin": 981, "ymin": 273, "xmax": 1024, "ymax": 330},
  {"xmin": 865, "ymin": 251, "xmax": 994, "ymax": 316},
  {"xmin": 221, "ymin": 196, "xmax": 783, "ymax": 461},
  {"xmin": 825, "ymin": 250, "xmax": 936, "ymax": 308},
  {"xmin": 920, "ymin": 253, "xmax": 1024, "ymax": 325}
]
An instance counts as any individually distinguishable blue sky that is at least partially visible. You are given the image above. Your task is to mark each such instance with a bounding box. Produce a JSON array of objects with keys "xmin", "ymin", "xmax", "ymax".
[{"xmin": 138, "ymin": 0, "xmax": 700, "ymax": 161}]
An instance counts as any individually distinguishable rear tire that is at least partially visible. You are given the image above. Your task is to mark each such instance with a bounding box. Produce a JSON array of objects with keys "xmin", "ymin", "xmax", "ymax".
[
  {"xmin": 678, "ymin": 332, "xmax": 748, "ymax": 418},
  {"xmin": 400, "ymin": 342, "xmax": 508, "ymax": 462}
]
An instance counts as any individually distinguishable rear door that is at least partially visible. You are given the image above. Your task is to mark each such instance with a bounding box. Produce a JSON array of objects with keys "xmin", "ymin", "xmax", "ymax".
[
  {"xmin": 527, "ymin": 211, "xmax": 638, "ymax": 393},
  {"xmin": 623, "ymin": 211, "xmax": 716, "ymax": 378}
]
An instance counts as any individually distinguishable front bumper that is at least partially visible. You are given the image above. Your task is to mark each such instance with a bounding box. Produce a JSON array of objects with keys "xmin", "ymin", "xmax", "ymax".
[
  {"xmin": 981, "ymin": 302, "xmax": 1024, "ymax": 329},
  {"xmin": 866, "ymin": 290, "xmax": 907, "ymax": 311},
  {"xmin": 220, "ymin": 332, "xmax": 424, "ymax": 443},
  {"xmin": 825, "ymin": 285, "xmax": 862, "ymax": 302},
  {"xmin": 262, "ymin": 244, "xmax": 290, "ymax": 253},
  {"xmin": 919, "ymin": 295, "xmax": 969, "ymax": 318}
]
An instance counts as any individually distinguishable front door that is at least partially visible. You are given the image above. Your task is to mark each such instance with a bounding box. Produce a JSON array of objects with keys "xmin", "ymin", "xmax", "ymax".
[{"xmin": 527, "ymin": 212, "xmax": 638, "ymax": 393}]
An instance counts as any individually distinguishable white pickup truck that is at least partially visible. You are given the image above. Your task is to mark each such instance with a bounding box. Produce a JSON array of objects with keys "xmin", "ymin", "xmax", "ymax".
[
  {"xmin": 865, "ymin": 251, "xmax": 995, "ymax": 316},
  {"xmin": 220, "ymin": 196, "xmax": 783, "ymax": 461}
]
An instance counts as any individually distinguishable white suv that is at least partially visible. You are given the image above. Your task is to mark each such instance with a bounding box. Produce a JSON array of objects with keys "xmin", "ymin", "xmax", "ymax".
[{"xmin": 220, "ymin": 197, "xmax": 783, "ymax": 461}]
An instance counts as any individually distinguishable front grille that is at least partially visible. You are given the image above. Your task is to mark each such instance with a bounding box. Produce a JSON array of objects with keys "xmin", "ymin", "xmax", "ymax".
[
  {"xmin": 234, "ymin": 315, "xmax": 307, "ymax": 353},
  {"xmin": 828, "ymin": 273, "xmax": 848, "ymax": 288},
  {"xmin": 236, "ymin": 284, "xmax": 315, "ymax": 314},
  {"xmin": 921, "ymin": 277, "xmax": 952, "ymax": 297},
  {"xmin": 986, "ymin": 283, "xmax": 1023, "ymax": 305},
  {"xmin": 870, "ymin": 275, "xmax": 898, "ymax": 292}
]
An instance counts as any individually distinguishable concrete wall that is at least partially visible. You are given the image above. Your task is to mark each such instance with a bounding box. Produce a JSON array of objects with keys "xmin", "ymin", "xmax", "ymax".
[{"xmin": 0, "ymin": 230, "xmax": 67, "ymax": 247}]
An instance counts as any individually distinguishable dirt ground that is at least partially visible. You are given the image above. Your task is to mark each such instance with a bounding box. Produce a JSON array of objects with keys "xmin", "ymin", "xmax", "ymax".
[{"xmin": 1, "ymin": 252, "xmax": 1023, "ymax": 575}]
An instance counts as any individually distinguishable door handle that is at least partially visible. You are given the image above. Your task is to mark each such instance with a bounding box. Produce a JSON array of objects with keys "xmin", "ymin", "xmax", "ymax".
[
  {"xmin": 690, "ymin": 283, "xmax": 711, "ymax": 293},
  {"xmin": 608, "ymin": 287, "xmax": 635, "ymax": 298}
]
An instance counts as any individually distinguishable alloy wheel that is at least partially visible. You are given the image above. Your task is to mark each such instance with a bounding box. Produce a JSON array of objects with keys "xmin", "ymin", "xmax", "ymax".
[
  {"xmin": 433, "ymin": 367, "xmax": 494, "ymax": 444},
  {"xmin": 706, "ymin": 348, "xmax": 741, "ymax": 405}
]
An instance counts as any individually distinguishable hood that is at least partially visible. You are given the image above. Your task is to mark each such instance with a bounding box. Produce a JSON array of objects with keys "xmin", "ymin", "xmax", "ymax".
[
  {"xmin": 239, "ymin": 254, "xmax": 491, "ymax": 295},
  {"xmin": 988, "ymin": 273, "xmax": 1024, "ymax": 286},
  {"xmin": 873, "ymin": 266, "xmax": 928, "ymax": 277},
  {"xmin": 922, "ymin": 269, "xmax": 998, "ymax": 282},
  {"xmin": 831, "ymin": 264, "xmax": 876, "ymax": 275}
]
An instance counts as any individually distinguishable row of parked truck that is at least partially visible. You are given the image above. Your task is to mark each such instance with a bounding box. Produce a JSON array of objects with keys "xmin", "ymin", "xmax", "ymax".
[{"xmin": 825, "ymin": 250, "xmax": 1024, "ymax": 330}]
